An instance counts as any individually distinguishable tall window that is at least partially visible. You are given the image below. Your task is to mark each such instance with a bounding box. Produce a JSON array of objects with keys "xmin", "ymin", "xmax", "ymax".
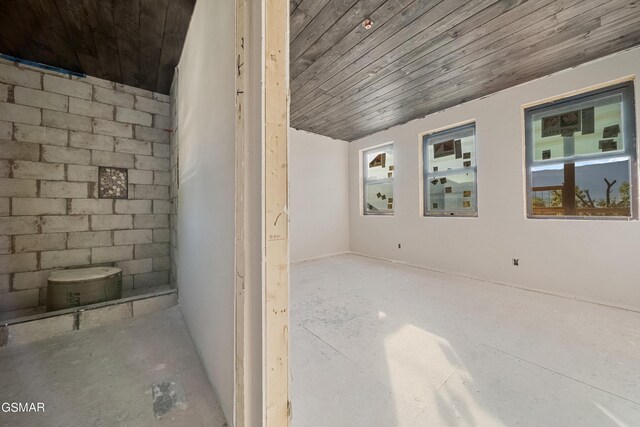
[
  {"xmin": 422, "ymin": 123, "xmax": 477, "ymax": 216},
  {"xmin": 362, "ymin": 144, "xmax": 394, "ymax": 215},
  {"xmin": 525, "ymin": 82, "xmax": 637, "ymax": 219}
]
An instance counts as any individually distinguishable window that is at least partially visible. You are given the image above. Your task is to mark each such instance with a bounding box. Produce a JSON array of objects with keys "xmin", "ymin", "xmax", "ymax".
[
  {"xmin": 422, "ymin": 123, "xmax": 477, "ymax": 216},
  {"xmin": 525, "ymin": 82, "xmax": 637, "ymax": 219},
  {"xmin": 363, "ymin": 144, "xmax": 394, "ymax": 215}
]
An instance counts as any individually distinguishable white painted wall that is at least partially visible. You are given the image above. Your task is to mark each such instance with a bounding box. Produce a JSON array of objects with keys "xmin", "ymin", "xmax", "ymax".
[
  {"xmin": 176, "ymin": 0, "xmax": 235, "ymax": 422},
  {"xmin": 349, "ymin": 46, "xmax": 640, "ymax": 311},
  {"xmin": 290, "ymin": 129, "xmax": 350, "ymax": 262}
]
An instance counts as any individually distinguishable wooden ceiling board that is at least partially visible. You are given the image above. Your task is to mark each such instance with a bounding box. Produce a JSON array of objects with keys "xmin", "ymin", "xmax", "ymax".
[
  {"xmin": 290, "ymin": 0, "xmax": 640, "ymax": 141},
  {"xmin": 293, "ymin": 0, "xmax": 533, "ymax": 128},
  {"xmin": 324, "ymin": 2, "xmax": 639, "ymax": 138},
  {"xmin": 290, "ymin": 0, "xmax": 333, "ymax": 42},
  {"xmin": 2, "ymin": 0, "xmax": 638, "ymax": 130},
  {"xmin": 82, "ymin": 0, "xmax": 122, "ymax": 83},
  {"xmin": 156, "ymin": 0, "xmax": 190, "ymax": 92},
  {"xmin": 53, "ymin": 0, "xmax": 102, "ymax": 77},
  {"xmin": 291, "ymin": 0, "xmax": 442, "ymax": 101},
  {"xmin": 139, "ymin": 0, "xmax": 169, "ymax": 91},
  {"xmin": 291, "ymin": 0, "xmax": 388, "ymax": 67},
  {"xmin": 113, "ymin": 0, "xmax": 141, "ymax": 88},
  {"xmin": 290, "ymin": 0, "xmax": 413, "ymax": 80},
  {"xmin": 0, "ymin": 0, "xmax": 195, "ymax": 94}
]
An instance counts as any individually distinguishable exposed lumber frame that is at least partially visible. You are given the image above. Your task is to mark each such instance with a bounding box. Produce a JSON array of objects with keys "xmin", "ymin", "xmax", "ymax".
[
  {"xmin": 234, "ymin": 0, "xmax": 247, "ymax": 425},
  {"xmin": 235, "ymin": 1, "xmax": 290, "ymax": 424},
  {"xmin": 264, "ymin": 0, "xmax": 290, "ymax": 425}
]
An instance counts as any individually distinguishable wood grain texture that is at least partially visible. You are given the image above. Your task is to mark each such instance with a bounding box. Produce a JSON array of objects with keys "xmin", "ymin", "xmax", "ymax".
[
  {"xmin": 290, "ymin": 0, "xmax": 332, "ymax": 42},
  {"xmin": 235, "ymin": 1, "xmax": 247, "ymax": 425},
  {"xmin": 83, "ymin": 0, "xmax": 121, "ymax": 82},
  {"xmin": 0, "ymin": 0, "xmax": 195, "ymax": 94},
  {"xmin": 265, "ymin": 0, "xmax": 290, "ymax": 425},
  {"xmin": 290, "ymin": 0, "xmax": 640, "ymax": 141},
  {"xmin": 325, "ymin": 2, "xmax": 640, "ymax": 138},
  {"xmin": 157, "ymin": 0, "xmax": 195, "ymax": 93},
  {"xmin": 139, "ymin": 0, "xmax": 169, "ymax": 91},
  {"xmin": 53, "ymin": 0, "xmax": 101, "ymax": 77},
  {"xmin": 113, "ymin": 0, "xmax": 141, "ymax": 87}
]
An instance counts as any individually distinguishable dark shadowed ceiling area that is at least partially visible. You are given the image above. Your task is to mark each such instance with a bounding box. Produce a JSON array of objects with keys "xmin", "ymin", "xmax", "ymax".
[
  {"xmin": 0, "ymin": 0, "xmax": 195, "ymax": 94},
  {"xmin": 289, "ymin": 0, "xmax": 640, "ymax": 141}
]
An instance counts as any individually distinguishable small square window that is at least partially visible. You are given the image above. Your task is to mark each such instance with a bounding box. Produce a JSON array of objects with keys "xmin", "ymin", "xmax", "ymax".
[
  {"xmin": 525, "ymin": 82, "xmax": 636, "ymax": 219},
  {"xmin": 363, "ymin": 144, "xmax": 394, "ymax": 215},
  {"xmin": 422, "ymin": 123, "xmax": 477, "ymax": 217}
]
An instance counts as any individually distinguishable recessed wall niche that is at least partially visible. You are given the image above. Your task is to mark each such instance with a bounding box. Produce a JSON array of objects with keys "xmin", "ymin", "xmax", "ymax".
[{"xmin": 98, "ymin": 167, "xmax": 129, "ymax": 199}]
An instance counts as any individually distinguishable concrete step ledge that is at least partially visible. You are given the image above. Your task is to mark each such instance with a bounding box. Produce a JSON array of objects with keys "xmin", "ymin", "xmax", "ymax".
[{"xmin": 0, "ymin": 289, "xmax": 177, "ymax": 347}]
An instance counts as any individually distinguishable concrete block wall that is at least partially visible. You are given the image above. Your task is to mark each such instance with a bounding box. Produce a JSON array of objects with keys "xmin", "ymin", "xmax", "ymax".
[
  {"xmin": 169, "ymin": 73, "xmax": 179, "ymax": 288},
  {"xmin": 0, "ymin": 57, "xmax": 173, "ymax": 320}
]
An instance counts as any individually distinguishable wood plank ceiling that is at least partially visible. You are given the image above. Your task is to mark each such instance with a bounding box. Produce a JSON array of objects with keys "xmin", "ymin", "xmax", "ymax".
[
  {"xmin": 290, "ymin": 0, "xmax": 640, "ymax": 141},
  {"xmin": 0, "ymin": 0, "xmax": 195, "ymax": 94}
]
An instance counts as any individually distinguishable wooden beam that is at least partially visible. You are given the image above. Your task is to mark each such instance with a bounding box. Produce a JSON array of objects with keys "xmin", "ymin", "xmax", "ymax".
[
  {"xmin": 234, "ymin": 0, "xmax": 247, "ymax": 426},
  {"xmin": 564, "ymin": 163, "xmax": 576, "ymax": 215},
  {"xmin": 264, "ymin": 0, "xmax": 290, "ymax": 425}
]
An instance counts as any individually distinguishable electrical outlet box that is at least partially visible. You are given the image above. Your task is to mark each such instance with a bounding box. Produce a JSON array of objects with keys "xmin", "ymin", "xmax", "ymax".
[
  {"xmin": 513, "ymin": 258, "xmax": 519, "ymax": 266},
  {"xmin": 398, "ymin": 243, "xmax": 401, "ymax": 249}
]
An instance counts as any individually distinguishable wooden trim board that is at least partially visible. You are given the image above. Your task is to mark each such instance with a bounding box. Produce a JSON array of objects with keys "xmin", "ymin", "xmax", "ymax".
[
  {"xmin": 234, "ymin": 1, "xmax": 290, "ymax": 424},
  {"xmin": 234, "ymin": 0, "xmax": 248, "ymax": 425},
  {"xmin": 263, "ymin": 0, "xmax": 290, "ymax": 425}
]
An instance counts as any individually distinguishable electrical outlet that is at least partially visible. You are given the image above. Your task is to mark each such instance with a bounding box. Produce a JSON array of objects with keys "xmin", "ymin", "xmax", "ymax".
[
  {"xmin": 512, "ymin": 258, "xmax": 519, "ymax": 266},
  {"xmin": 398, "ymin": 243, "xmax": 402, "ymax": 249}
]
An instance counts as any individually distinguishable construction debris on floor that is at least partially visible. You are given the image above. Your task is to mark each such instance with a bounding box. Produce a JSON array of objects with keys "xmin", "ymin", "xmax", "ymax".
[{"xmin": 0, "ymin": 306, "xmax": 227, "ymax": 426}]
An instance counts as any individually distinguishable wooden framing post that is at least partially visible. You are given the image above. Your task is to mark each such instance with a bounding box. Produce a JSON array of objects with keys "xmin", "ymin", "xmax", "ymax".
[
  {"xmin": 234, "ymin": 0, "xmax": 247, "ymax": 425},
  {"xmin": 235, "ymin": 0, "xmax": 289, "ymax": 424},
  {"xmin": 264, "ymin": 0, "xmax": 290, "ymax": 425}
]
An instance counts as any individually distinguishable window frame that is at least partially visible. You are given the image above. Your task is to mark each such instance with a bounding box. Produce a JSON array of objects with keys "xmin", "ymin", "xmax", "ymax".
[
  {"xmin": 361, "ymin": 142, "xmax": 395, "ymax": 216},
  {"xmin": 524, "ymin": 81, "xmax": 638, "ymax": 220},
  {"xmin": 421, "ymin": 122, "xmax": 478, "ymax": 217}
]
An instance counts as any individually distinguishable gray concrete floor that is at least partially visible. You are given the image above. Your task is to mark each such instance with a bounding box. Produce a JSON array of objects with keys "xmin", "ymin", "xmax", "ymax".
[
  {"xmin": 0, "ymin": 306, "xmax": 227, "ymax": 427},
  {"xmin": 290, "ymin": 254, "xmax": 640, "ymax": 427}
]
